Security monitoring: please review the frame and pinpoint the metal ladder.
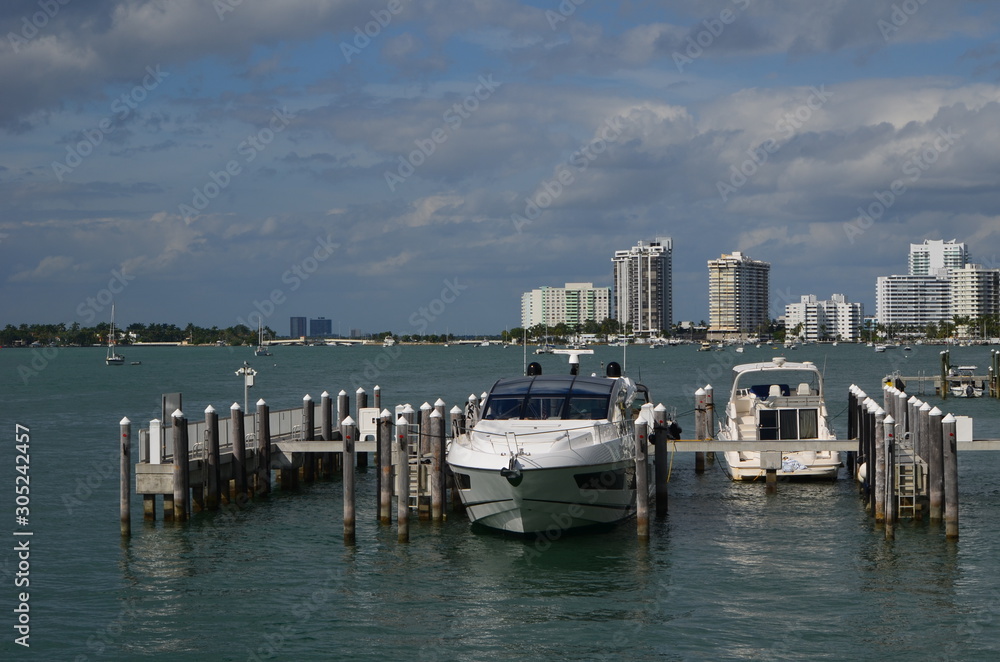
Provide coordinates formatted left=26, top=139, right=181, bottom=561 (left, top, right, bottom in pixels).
left=895, top=433, right=921, bottom=519
left=403, top=424, right=426, bottom=511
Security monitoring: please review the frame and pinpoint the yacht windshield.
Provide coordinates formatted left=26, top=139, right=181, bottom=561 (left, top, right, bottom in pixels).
left=481, top=376, right=614, bottom=421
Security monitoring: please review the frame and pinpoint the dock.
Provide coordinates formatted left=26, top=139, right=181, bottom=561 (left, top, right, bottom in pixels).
left=886, top=348, right=1000, bottom=398
left=117, top=376, right=997, bottom=544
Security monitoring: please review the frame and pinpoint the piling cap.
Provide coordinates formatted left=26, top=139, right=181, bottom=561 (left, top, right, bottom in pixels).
left=356, top=387, right=366, bottom=394
left=421, top=402, right=432, bottom=410
left=942, top=413, right=956, bottom=423
left=303, top=394, right=312, bottom=402
left=257, top=398, right=266, bottom=406
left=920, top=401, right=931, bottom=411
left=231, top=402, right=241, bottom=411
left=339, top=389, right=347, bottom=396
left=430, top=410, right=442, bottom=418
left=435, top=398, right=446, bottom=407
left=450, top=405, right=463, bottom=414
left=654, top=403, right=667, bottom=413
left=695, top=387, right=706, bottom=396
left=468, top=394, right=478, bottom=402
left=380, top=408, right=392, bottom=418
left=704, top=384, right=713, bottom=393
left=929, top=406, right=943, bottom=416
left=884, top=415, right=895, bottom=425
left=172, top=408, right=184, bottom=419
left=205, top=405, right=216, bottom=414
left=396, top=416, right=408, bottom=426
left=374, top=385, right=381, bottom=391
left=341, top=416, right=355, bottom=426
left=120, top=416, right=131, bottom=425
left=321, top=390, right=330, bottom=398
left=402, top=404, right=414, bottom=413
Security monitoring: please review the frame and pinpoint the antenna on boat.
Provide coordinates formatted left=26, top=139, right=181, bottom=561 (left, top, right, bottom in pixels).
left=552, top=349, right=594, bottom=375
left=523, top=328, right=527, bottom=375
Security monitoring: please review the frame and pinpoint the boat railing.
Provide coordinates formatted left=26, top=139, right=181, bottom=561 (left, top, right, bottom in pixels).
left=472, top=421, right=620, bottom=453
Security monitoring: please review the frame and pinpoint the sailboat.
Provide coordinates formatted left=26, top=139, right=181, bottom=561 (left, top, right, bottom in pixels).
left=254, top=322, right=272, bottom=357
left=105, top=304, right=125, bottom=365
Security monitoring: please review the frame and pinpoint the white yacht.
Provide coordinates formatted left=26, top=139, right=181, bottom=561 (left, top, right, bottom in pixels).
left=447, top=351, right=656, bottom=534
left=716, top=357, right=840, bottom=481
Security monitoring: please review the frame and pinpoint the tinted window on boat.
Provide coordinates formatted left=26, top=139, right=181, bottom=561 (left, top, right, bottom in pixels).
left=574, top=468, right=626, bottom=490
left=565, top=396, right=610, bottom=419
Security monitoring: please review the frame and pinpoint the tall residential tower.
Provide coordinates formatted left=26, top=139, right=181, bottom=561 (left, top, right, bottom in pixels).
left=707, top=251, right=770, bottom=339
left=612, top=237, right=673, bottom=336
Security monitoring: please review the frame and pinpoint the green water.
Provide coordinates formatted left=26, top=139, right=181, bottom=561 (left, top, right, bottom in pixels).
left=3, top=342, right=1000, bottom=660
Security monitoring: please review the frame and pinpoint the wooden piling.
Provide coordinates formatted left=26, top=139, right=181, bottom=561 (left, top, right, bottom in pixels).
left=704, top=384, right=715, bottom=464
left=942, top=413, right=959, bottom=539
left=257, top=399, right=271, bottom=495
left=450, top=405, right=465, bottom=512
left=940, top=350, right=949, bottom=399
left=928, top=406, right=944, bottom=521
left=430, top=409, right=444, bottom=522
left=694, top=388, right=706, bottom=473
left=378, top=410, right=393, bottom=524
left=321, top=391, right=333, bottom=479
left=396, top=415, right=410, bottom=543
left=884, top=415, right=896, bottom=540
left=337, top=390, right=349, bottom=473
left=302, top=394, right=315, bottom=483
left=356, top=388, right=368, bottom=469
left=418, top=402, right=433, bottom=520
left=120, top=417, right=131, bottom=537
left=874, top=408, right=886, bottom=523
left=765, top=469, right=777, bottom=494
left=341, top=416, right=357, bottom=544
left=171, top=410, right=189, bottom=522
left=653, top=403, right=669, bottom=515
left=205, top=405, right=221, bottom=510
left=373, top=384, right=381, bottom=410
left=635, top=419, right=649, bottom=540
left=231, top=403, right=247, bottom=502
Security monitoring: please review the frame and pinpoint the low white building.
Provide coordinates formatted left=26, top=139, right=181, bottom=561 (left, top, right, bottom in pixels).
left=521, top=282, right=610, bottom=329
left=785, top=294, right=863, bottom=342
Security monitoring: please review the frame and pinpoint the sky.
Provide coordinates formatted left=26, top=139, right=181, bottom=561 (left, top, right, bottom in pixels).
left=3, top=0, right=1000, bottom=337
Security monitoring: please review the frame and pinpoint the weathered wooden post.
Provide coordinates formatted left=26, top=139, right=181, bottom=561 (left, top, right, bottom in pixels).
left=942, top=413, right=959, bottom=539
left=874, top=408, right=886, bottom=523
left=396, top=415, right=410, bottom=543
left=884, top=415, right=896, bottom=540
left=171, top=409, right=189, bottom=522
left=231, top=402, right=247, bottom=502
left=373, top=385, right=381, bottom=410
left=635, top=419, right=649, bottom=540
left=120, top=417, right=131, bottom=537
left=302, top=394, right=315, bottom=483
left=256, top=399, right=271, bottom=496
left=341, top=416, right=357, bottom=544
left=694, top=388, right=706, bottom=473
left=337, top=389, right=349, bottom=473
left=928, top=406, right=944, bottom=521
left=846, top=387, right=857, bottom=477
left=704, top=384, right=715, bottom=463
left=940, top=350, right=949, bottom=400
left=430, top=409, right=444, bottom=522
left=321, top=391, right=333, bottom=478
left=418, top=402, right=433, bottom=520
left=918, top=401, right=931, bottom=487
left=378, top=410, right=393, bottom=524
left=356, top=387, right=368, bottom=469
left=205, top=405, right=221, bottom=510
left=653, top=403, right=669, bottom=515
left=450, top=405, right=465, bottom=512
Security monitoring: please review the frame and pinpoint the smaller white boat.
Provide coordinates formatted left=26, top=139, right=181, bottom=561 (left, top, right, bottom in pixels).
left=254, top=322, right=272, bottom=357
left=383, top=336, right=396, bottom=348
left=106, top=304, right=125, bottom=365
left=948, top=366, right=983, bottom=398
left=716, top=357, right=840, bottom=481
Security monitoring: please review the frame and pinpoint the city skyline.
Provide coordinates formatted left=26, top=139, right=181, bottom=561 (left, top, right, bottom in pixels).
left=3, top=3, right=1000, bottom=333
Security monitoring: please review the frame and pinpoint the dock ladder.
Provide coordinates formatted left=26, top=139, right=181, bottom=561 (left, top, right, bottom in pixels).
left=894, top=433, right=923, bottom=518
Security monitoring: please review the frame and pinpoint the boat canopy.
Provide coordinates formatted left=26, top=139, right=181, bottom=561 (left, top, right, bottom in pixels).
left=481, top=375, right=616, bottom=421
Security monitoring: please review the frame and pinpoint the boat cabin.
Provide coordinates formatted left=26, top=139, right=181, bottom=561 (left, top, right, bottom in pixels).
left=481, top=375, right=620, bottom=421
left=728, top=360, right=827, bottom=441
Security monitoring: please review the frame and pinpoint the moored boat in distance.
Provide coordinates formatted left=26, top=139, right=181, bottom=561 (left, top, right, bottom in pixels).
left=447, top=350, right=660, bottom=534
left=716, top=356, right=840, bottom=481
left=106, top=304, right=125, bottom=365
left=948, top=365, right=983, bottom=398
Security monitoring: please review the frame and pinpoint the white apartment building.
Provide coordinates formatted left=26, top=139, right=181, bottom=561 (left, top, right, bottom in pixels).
left=876, top=274, right=952, bottom=327
left=612, top=237, right=673, bottom=336
left=950, top=264, right=1000, bottom=320
left=521, top=282, right=610, bottom=329
left=908, top=239, right=968, bottom=276
left=707, top=251, right=770, bottom=339
left=785, top=294, right=864, bottom=342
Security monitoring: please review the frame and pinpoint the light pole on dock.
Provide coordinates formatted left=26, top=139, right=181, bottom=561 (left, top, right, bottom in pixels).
left=236, top=361, right=257, bottom=415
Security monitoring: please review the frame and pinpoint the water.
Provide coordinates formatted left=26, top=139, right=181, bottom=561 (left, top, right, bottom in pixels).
left=4, top=342, right=1000, bottom=660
